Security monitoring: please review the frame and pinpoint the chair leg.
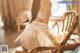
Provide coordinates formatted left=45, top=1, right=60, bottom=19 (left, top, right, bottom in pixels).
left=17, top=23, right=20, bottom=32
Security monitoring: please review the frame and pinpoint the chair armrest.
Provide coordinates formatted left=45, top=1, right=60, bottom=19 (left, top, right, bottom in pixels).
left=63, top=43, right=80, bottom=50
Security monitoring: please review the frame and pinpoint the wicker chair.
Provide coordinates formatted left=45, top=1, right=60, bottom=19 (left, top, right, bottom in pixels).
left=15, top=11, right=79, bottom=53
left=28, top=11, right=79, bottom=53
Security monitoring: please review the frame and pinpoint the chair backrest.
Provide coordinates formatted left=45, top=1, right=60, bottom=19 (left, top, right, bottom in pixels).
left=48, top=11, right=78, bottom=43
left=62, top=11, right=77, bottom=32
left=49, top=11, right=78, bottom=52
left=61, top=11, right=78, bottom=45
left=51, top=11, right=77, bottom=35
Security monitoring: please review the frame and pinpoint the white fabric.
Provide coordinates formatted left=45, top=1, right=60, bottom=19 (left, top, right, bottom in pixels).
left=15, top=21, right=55, bottom=53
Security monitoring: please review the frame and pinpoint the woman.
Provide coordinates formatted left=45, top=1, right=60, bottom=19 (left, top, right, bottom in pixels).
left=15, top=0, right=57, bottom=53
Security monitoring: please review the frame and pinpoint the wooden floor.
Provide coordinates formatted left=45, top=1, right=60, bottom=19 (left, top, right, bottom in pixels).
left=0, top=28, right=21, bottom=48
left=0, top=26, right=80, bottom=53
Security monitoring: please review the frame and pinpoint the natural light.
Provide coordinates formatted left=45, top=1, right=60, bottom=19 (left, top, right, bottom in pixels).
left=50, top=0, right=66, bottom=17
left=49, top=0, right=67, bottom=38
left=0, top=13, right=4, bottom=28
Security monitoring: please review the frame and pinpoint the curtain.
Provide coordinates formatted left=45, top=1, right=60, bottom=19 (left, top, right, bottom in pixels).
left=0, top=0, right=32, bottom=30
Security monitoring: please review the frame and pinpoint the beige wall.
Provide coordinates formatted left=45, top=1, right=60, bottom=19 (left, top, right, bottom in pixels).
left=72, top=0, right=80, bottom=32
left=72, top=0, right=80, bottom=13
